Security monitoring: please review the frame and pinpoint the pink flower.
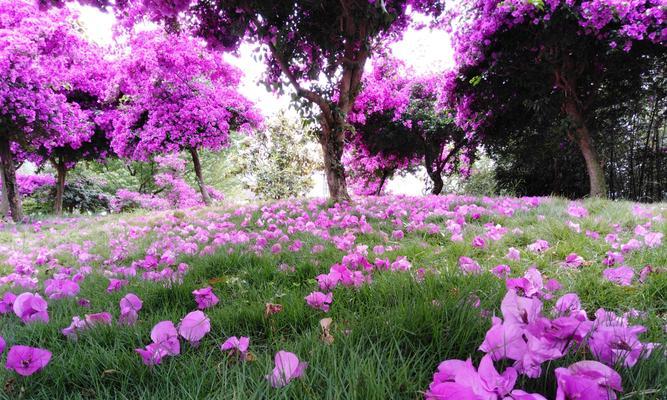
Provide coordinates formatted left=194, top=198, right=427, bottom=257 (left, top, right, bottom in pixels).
left=44, top=278, right=80, bottom=299
left=220, top=336, right=249, bottom=357
left=561, top=253, right=584, bottom=268
left=305, top=291, right=333, bottom=312
left=316, top=272, right=340, bottom=291
left=178, top=310, right=210, bottom=344
left=491, top=264, right=510, bottom=278
left=589, top=309, right=653, bottom=368
left=192, top=287, right=219, bottom=310
left=5, top=345, right=52, bottom=376
left=0, top=292, right=16, bottom=314
left=602, top=251, right=624, bottom=266
left=0, top=336, right=5, bottom=355
left=62, top=316, right=88, bottom=339
left=458, top=256, right=481, bottom=275
left=527, top=240, right=549, bottom=253
left=643, top=232, right=663, bottom=248
left=85, top=312, right=112, bottom=326
left=567, top=203, right=588, bottom=218
left=506, top=247, right=521, bottom=261
left=271, top=243, right=282, bottom=254
left=555, top=361, right=622, bottom=400
left=13, top=292, right=49, bottom=323
left=136, top=320, right=181, bottom=366
left=107, top=278, right=128, bottom=293
left=390, top=256, right=412, bottom=271
left=266, top=350, right=308, bottom=388
left=425, top=354, right=518, bottom=399
left=392, top=230, right=404, bottom=240
left=603, top=266, right=634, bottom=286
left=119, top=293, right=143, bottom=325
left=472, top=235, right=486, bottom=248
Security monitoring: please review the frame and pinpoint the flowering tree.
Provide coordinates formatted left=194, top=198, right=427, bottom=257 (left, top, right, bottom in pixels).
left=445, top=0, right=665, bottom=198
left=73, top=0, right=446, bottom=202
left=0, top=0, right=93, bottom=221
left=346, top=58, right=470, bottom=195
left=111, top=31, right=261, bottom=205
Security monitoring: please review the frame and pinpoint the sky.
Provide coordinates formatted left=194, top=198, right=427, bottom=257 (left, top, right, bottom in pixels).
left=74, top=6, right=455, bottom=118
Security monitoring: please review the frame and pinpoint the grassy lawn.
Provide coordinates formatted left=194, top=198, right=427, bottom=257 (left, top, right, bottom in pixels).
left=0, top=195, right=665, bottom=399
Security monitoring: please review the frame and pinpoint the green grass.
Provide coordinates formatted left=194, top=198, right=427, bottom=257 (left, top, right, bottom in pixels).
left=0, top=196, right=665, bottom=399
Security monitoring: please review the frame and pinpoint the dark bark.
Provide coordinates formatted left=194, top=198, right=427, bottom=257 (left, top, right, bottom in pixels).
left=0, top=170, right=9, bottom=219
left=563, top=99, right=607, bottom=197
left=189, top=147, right=211, bottom=206
left=0, top=136, right=23, bottom=222
left=53, top=158, right=67, bottom=216
left=375, top=169, right=391, bottom=196
left=319, top=122, right=350, bottom=202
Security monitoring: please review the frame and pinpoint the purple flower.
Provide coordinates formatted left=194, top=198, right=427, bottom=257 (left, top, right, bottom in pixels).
left=458, top=256, right=481, bottom=275
left=0, top=292, right=16, bottom=314
left=589, top=309, right=653, bottom=368
left=13, top=292, right=49, bottom=323
left=221, top=336, right=250, bottom=358
left=44, top=278, right=80, bottom=299
left=491, top=264, right=510, bottom=278
left=85, top=312, right=113, bottom=326
left=119, top=293, right=143, bottom=325
left=561, top=253, right=584, bottom=268
left=0, top=336, right=5, bottom=355
left=506, top=247, right=521, bottom=261
left=192, top=287, right=219, bottom=310
left=178, top=310, right=210, bottom=344
left=527, top=240, right=549, bottom=253
left=5, top=345, right=52, bottom=376
left=107, top=278, right=128, bottom=293
left=555, top=361, right=622, bottom=400
left=472, top=235, right=486, bottom=248
left=603, top=266, right=634, bottom=286
left=305, top=291, right=333, bottom=312
left=136, top=320, right=181, bottom=366
left=266, top=350, right=308, bottom=388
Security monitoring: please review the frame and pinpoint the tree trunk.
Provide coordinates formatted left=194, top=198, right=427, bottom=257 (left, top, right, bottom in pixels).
left=0, top=169, right=9, bottom=219
left=0, top=136, right=23, bottom=222
left=563, top=99, right=607, bottom=198
left=53, top=159, right=67, bottom=216
left=319, top=122, right=350, bottom=202
left=375, top=169, right=390, bottom=196
left=189, top=147, right=211, bottom=206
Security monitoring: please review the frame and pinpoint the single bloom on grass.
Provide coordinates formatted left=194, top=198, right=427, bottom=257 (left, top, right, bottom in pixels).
left=305, top=291, right=333, bottom=312
left=13, top=292, right=49, bottom=323
left=178, top=310, right=211, bottom=344
left=603, top=266, right=634, bottom=286
left=266, top=350, right=308, bottom=388
left=458, top=256, right=481, bottom=275
left=119, top=293, right=143, bottom=325
left=5, top=345, right=52, bottom=376
left=0, top=336, right=5, bottom=354
left=0, top=292, right=16, bottom=314
left=192, top=287, right=219, bottom=310
left=220, top=336, right=250, bottom=359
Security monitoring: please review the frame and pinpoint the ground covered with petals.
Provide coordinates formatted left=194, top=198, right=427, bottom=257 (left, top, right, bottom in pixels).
left=0, top=195, right=665, bottom=399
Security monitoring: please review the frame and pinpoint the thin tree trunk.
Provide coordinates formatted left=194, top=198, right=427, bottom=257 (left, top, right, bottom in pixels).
left=189, top=147, right=211, bottom=206
left=0, top=169, right=9, bottom=219
left=0, top=136, right=23, bottom=222
left=53, top=159, right=67, bottom=216
left=375, top=169, right=390, bottom=196
left=563, top=99, right=607, bottom=198
left=319, top=122, right=350, bottom=202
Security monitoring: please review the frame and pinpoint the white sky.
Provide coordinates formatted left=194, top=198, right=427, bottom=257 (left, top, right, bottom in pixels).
left=74, top=5, right=454, bottom=118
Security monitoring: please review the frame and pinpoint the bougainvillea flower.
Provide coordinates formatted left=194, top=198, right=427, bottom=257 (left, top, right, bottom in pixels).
left=151, top=321, right=180, bottom=356
left=472, top=235, right=486, bottom=248
left=500, top=290, right=542, bottom=326
left=561, top=253, right=584, bottom=269
left=506, top=247, right=521, bottom=261
left=13, top=292, right=49, bottom=323
left=0, top=336, right=5, bottom=355
left=567, top=203, right=589, bottom=218
left=266, top=350, right=308, bottom=388
left=85, top=312, right=112, bottom=326
left=305, top=291, right=333, bottom=312
left=491, top=264, right=510, bottom=278
left=119, top=293, right=143, bottom=325
left=555, top=361, right=622, bottom=400
left=509, top=390, right=548, bottom=400
left=458, top=256, right=481, bottom=275
left=603, top=266, right=634, bottom=286
left=0, top=292, right=16, bottom=314
left=221, top=336, right=250, bottom=358
left=5, top=345, right=52, bottom=376
left=554, top=293, right=583, bottom=317
left=107, top=278, right=129, bottom=293
left=589, top=311, right=652, bottom=368
left=44, top=278, right=80, bottom=299
left=506, top=267, right=544, bottom=298
left=425, top=355, right=517, bottom=399
left=643, top=232, right=663, bottom=248
left=192, top=287, right=219, bottom=310
left=136, top=342, right=169, bottom=366
left=527, top=240, right=549, bottom=253
left=62, top=316, right=88, bottom=339
left=178, top=311, right=210, bottom=344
